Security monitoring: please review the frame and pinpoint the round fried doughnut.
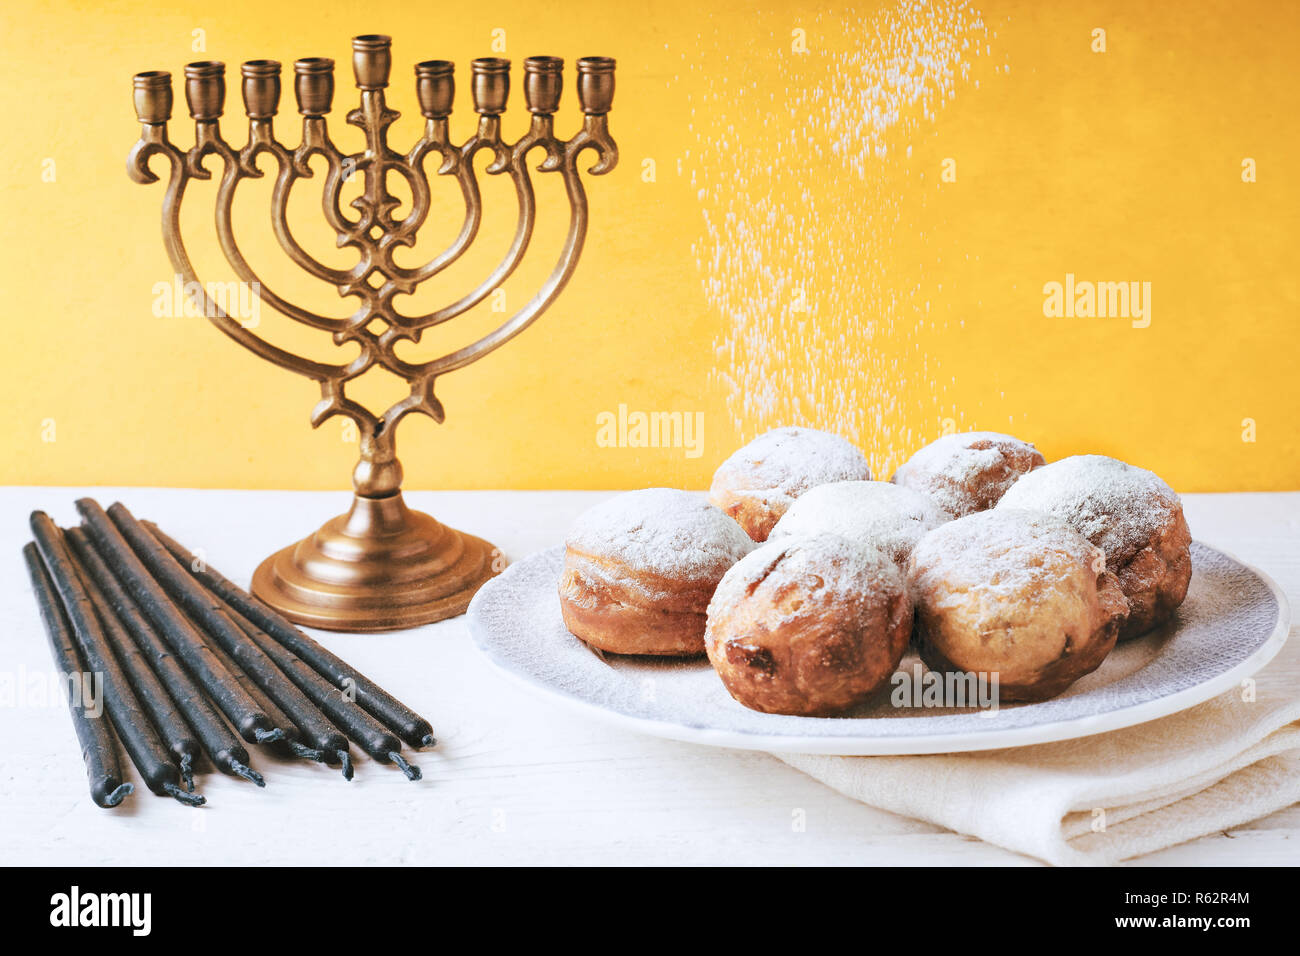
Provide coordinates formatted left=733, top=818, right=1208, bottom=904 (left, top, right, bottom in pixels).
left=559, top=488, right=754, bottom=656
left=769, top=479, right=947, bottom=569
left=892, top=431, right=1045, bottom=519
left=705, top=534, right=912, bottom=716
left=908, top=509, right=1129, bottom=703
left=708, top=427, right=873, bottom=542
left=997, top=454, right=1192, bottom=640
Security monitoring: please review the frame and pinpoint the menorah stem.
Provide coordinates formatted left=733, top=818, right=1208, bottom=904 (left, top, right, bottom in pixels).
left=354, top=429, right=403, bottom=497
left=423, top=116, right=450, bottom=148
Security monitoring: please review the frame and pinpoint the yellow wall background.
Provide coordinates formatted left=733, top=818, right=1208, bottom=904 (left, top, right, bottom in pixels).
left=1, top=0, right=1296, bottom=492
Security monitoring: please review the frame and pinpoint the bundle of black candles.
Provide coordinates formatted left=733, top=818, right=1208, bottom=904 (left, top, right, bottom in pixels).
left=23, top=498, right=436, bottom=808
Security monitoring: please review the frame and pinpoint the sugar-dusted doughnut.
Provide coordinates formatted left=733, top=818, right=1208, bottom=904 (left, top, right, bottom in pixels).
left=892, top=431, right=1045, bottom=520
left=708, top=427, right=873, bottom=542
left=908, top=509, right=1129, bottom=703
left=997, top=455, right=1192, bottom=640
left=768, top=479, right=947, bottom=569
left=705, top=534, right=912, bottom=716
left=558, top=488, right=754, bottom=656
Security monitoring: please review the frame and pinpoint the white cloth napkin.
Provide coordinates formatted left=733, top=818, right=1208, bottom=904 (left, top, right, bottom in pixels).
left=779, top=629, right=1300, bottom=866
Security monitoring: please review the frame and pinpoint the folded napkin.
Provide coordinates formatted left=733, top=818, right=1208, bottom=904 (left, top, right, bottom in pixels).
left=779, top=628, right=1300, bottom=866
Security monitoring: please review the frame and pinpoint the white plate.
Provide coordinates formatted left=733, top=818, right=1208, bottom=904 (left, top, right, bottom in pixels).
left=466, top=542, right=1290, bottom=755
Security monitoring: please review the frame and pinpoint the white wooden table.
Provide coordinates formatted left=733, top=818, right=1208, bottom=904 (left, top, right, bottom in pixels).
left=2, top=487, right=1297, bottom=866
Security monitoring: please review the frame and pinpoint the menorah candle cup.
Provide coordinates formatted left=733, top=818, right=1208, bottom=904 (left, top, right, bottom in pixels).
left=524, top=56, right=563, bottom=114
left=184, top=61, right=225, bottom=121
left=241, top=60, right=281, bottom=119
left=415, top=60, right=454, bottom=118
left=471, top=57, right=510, bottom=115
left=127, top=34, right=618, bottom=631
left=294, top=58, right=335, bottom=117
left=133, top=71, right=173, bottom=125
left=577, top=56, right=616, bottom=114
left=352, top=34, right=392, bottom=90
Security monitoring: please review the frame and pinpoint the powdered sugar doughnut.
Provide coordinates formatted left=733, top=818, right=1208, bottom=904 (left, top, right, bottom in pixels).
left=705, top=534, right=912, bottom=716
left=709, top=427, right=873, bottom=542
left=892, top=431, right=1045, bottom=519
left=769, top=480, right=947, bottom=569
left=997, top=455, right=1192, bottom=640
left=559, top=488, right=755, bottom=656
left=908, top=509, right=1129, bottom=703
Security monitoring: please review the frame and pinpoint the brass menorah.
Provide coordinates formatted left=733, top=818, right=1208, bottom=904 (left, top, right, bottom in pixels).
left=128, top=34, right=617, bottom=631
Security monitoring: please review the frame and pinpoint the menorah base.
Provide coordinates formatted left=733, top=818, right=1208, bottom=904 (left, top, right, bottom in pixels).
left=250, top=491, right=500, bottom=632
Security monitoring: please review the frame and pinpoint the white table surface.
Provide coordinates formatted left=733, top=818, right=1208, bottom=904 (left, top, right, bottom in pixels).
left=2, top=486, right=1298, bottom=866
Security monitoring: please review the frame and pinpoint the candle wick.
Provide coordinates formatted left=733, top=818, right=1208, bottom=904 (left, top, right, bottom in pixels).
left=389, top=752, right=421, bottom=782
left=336, top=749, right=355, bottom=781
left=288, top=740, right=326, bottom=762
left=163, top=782, right=206, bottom=807
left=230, top=759, right=266, bottom=788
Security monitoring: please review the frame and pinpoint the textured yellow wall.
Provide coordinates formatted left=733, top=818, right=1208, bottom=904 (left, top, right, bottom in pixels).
left=2, top=0, right=1296, bottom=491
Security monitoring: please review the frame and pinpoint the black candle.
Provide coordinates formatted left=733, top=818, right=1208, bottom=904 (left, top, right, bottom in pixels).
left=190, top=605, right=327, bottom=766
left=228, top=607, right=421, bottom=780
left=66, top=544, right=203, bottom=791
left=75, top=498, right=285, bottom=747
left=104, top=502, right=354, bottom=777
left=66, top=527, right=266, bottom=787
left=30, top=513, right=204, bottom=807
left=145, top=520, right=438, bottom=749
left=23, top=543, right=134, bottom=809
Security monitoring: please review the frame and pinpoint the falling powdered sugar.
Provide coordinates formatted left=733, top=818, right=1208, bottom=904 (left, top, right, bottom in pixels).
left=682, top=1, right=1003, bottom=478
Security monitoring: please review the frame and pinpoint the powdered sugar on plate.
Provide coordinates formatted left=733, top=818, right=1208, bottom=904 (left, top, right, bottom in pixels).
left=997, top=455, right=1185, bottom=566
left=564, top=488, right=754, bottom=582
left=465, top=542, right=1288, bottom=753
